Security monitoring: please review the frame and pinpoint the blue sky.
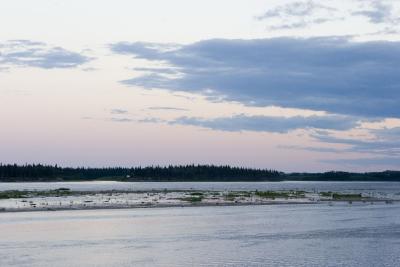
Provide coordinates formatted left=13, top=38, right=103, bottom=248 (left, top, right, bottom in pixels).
left=1, top=0, right=400, bottom=171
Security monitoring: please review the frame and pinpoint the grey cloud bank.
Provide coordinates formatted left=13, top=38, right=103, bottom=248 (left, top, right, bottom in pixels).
left=312, top=127, right=400, bottom=157
left=170, top=114, right=358, bottom=133
left=0, top=40, right=91, bottom=69
left=111, top=37, right=400, bottom=118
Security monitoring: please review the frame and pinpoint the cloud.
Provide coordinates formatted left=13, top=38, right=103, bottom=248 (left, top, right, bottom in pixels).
left=170, top=114, right=359, bottom=133
left=110, top=108, right=128, bottom=114
left=268, top=18, right=341, bottom=30
left=256, top=0, right=399, bottom=31
left=110, top=41, right=178, bottom=59
left=279, top=145, right=344, bottom=153
left=281, top=126, right=400, bottom=165
left=147, top=106, right=189, bottom=111
left=352, top=1, right=394, bottom=24
left=111, top=37, right=400, bottom=118
left=134, top=67, right=179, bottom=75
left=110, top=117, right=132, bottom=122
left=138, top=117, right=165, bottom=123
left=81, top=67, right=98, bottom=72
left=321, top=157, right=400, bottom=167
left=255, top=1, right=340, bottom=29
left=257, top=1, right=335, bottom=19
left=311, top=127, right=400, bottom=156
left=371, top=126, right=400, bottom=139
left=0, top=40, right=91, bottom=69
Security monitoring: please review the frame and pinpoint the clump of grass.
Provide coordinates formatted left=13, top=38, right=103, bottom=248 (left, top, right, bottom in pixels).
left=0, top=189, right=74, bottom=199
left=224, top=192, right=242, bottom=201
left=36, top=189, right=73, bottom=197
left=180, top=196, right=203, bottom=203
left=290, top=190, right=306, bottom=197
left=237, top=191, right=252, bottom=197
left=0, top=190, right=27, bottom=199
left=320, top=192, right=363, bottom=200
left=57, top=188, right=71, bottom=191
left=320, top=191, right=333, bottom=197
left=223, top=191, right=252, bottom=201
left=332, top=193, right=363, bottom=200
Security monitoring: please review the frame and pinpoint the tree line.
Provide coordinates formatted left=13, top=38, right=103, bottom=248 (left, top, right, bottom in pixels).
left=286, top=171, right=400, bottom=181
left=0, top=164, right=399, bottom=182
left=0, top=164, right=281, bottom=181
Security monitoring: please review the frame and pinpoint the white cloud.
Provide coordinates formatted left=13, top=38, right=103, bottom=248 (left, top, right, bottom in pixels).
left=0, top=40, right=91, bottom=69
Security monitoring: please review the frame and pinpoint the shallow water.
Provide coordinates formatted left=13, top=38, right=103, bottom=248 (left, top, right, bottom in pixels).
left=2, top=181, right=400, bottom=200
left=2, top=181, right=400, bottom=194
left=1, top=203, right=400, bottom=266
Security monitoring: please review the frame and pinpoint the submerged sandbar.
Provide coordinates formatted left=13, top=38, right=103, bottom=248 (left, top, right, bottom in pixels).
left=0, top=189, right=396, bottom=213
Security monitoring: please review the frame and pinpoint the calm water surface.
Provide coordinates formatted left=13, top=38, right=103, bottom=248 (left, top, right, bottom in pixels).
left=2, top=181, right=400, bottom=194
left=1, top=203, right=400, bottom=266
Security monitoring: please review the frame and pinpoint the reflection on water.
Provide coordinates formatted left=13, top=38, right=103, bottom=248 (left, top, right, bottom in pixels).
left=2, top=181, right=400, bottom=194
left=2, top=181, right=400, bottom=201
left=1, top=203, right=400, bottom=266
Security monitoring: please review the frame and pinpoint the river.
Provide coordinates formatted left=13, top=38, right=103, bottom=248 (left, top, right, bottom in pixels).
left=1, top=203, right=399, bottom=266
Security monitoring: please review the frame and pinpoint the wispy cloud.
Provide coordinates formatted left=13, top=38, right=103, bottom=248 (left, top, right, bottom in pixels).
left=138, top=117, right=165, bottom=123
left=111, top=37, right=400, bottom=118
left=110, top=117, right=132, bottom=122
left=321, top=156, right=400, bottom=167
left=169, top=114, right=359, bottom=133
left=256, top=1, right=340, bottom=29
left=267, top=18, right=341, bottom=30
left=256, top=0, right=400, bottom=32
left=279, top=145, right=344, bottom=153
left=257, top=1, right=335, bottom=19
left=352, top=1, right=396, bottom=24
left=110, top=108, right=128, bottom=114
left=147, top=106, right=189, bottom=111
left=0, top=40, right=91, bottom=69
left=311, top=127, right=400, bottom=157
left=81, top=67, right=98, bottom=72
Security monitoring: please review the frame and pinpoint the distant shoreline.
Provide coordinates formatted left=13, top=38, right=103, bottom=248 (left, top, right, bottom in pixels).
left=1, top=164, right=400, bottom=182
left=2, top=179, right=400, bottom=182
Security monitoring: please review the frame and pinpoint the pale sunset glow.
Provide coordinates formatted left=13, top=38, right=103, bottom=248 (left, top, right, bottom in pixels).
left=1, top=0, right=400, bottom=171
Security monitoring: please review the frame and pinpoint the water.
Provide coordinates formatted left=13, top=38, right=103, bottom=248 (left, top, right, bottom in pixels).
left=2, top=181, right=400, bottom=200
left=1, top=203, right=400, bottom=266
left=2, top=181, right=400, bottom=193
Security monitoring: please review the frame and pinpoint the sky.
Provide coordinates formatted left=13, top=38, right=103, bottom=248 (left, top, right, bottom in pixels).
left=1, top=0, right=400, bottom=172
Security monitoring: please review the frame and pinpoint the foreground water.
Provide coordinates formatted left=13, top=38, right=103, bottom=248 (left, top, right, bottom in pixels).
left=1, top=203, right=400, bottom=267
